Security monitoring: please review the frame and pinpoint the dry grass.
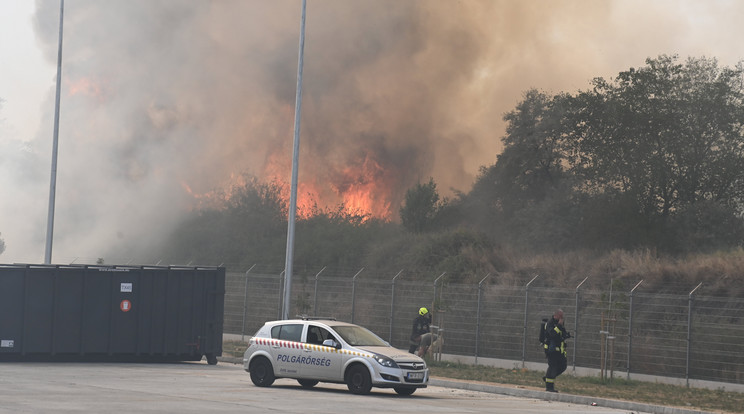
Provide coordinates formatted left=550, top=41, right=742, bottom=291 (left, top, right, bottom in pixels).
left=428, top=361, right=743, bottom=414
left=491, top=247, right=744, bottom=296
left=223, top=340, right=249, bottom=358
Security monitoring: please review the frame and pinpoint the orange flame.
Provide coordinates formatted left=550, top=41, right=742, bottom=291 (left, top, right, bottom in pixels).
left=332, top=153, right=392, bottom=220
left=260, top=148, right=395, bottom=220
left=261, top=151, right=321, bottom=219
left=184, top=149, right=395, bottom=221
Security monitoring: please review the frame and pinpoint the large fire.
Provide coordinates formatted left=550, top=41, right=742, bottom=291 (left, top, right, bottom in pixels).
left=265, top=148, right=395, bottom=221
left=183, top=150, right=395, bottom=221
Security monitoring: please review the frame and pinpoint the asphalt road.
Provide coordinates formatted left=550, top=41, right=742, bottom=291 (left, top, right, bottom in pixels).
left=0, top=360, right=660, bottom=414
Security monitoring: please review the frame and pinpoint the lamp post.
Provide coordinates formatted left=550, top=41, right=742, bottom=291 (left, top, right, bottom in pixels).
left=282, top=0, right=307, bottom=319
left=45, top=0, right=64, bottom=264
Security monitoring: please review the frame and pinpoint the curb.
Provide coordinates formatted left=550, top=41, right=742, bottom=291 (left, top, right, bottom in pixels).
left=219, top=356, right=710, bottom=414
left=429, top=378, right=712, bottom=414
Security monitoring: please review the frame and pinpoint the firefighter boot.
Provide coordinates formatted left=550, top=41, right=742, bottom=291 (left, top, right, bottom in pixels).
left=545, top=378, right=557, bottom=392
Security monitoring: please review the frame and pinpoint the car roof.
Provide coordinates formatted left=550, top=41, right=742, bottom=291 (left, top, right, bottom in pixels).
left=263, top=319, right=356, bottom=328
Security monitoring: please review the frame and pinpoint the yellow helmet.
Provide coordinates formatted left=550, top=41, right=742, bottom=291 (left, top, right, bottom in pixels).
left=419, top=307, right=429, bottom=316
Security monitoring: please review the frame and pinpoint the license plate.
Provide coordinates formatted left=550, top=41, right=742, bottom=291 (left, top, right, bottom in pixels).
left=407, top=372, right=424, bottom=380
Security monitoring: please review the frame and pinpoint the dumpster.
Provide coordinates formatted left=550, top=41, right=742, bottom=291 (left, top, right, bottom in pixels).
left=0, top=264, right=225, bottom=364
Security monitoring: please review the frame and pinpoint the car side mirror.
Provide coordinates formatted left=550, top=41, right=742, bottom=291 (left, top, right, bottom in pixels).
left=322, top=339, right=341, bottom=349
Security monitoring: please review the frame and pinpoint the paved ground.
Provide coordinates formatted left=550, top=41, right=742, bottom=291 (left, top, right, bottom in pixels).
left=0, top=359, right=675, bottom=414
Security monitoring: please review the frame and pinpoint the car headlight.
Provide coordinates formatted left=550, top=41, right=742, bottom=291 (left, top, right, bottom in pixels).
left=373, top=354, right=399, bottom=368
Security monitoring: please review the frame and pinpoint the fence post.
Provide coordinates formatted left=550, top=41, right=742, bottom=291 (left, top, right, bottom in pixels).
left=312, top=266, right=326, bottom=316
left=433, top=272, right=446, bottom=309
left=432, top=272, right=446, bottom=353
left=573, top=277, right=588, bottom=371
left=627, top=279, right=643, bottom=379
left=390, top=270, right=403, bottom=342
left=522, top=274, right=539, bottom=368
left=278, top=270, right=286, bottom=320
left=475, top=273, right=491, bottom=365
left=350, top=268, right=364, bottom=324
left=686, top=282, right=703, bottom=387
left=241, top=264, right=257, bottom=341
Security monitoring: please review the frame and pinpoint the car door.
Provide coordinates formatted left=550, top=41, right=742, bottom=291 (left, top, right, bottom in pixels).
left=270, top=323, right=305, bottom=377
left=300, top=324, right=342, bottom=381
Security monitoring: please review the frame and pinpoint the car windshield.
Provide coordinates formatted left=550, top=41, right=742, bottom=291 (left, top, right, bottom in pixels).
left=332, top=325, right=388, bottom=347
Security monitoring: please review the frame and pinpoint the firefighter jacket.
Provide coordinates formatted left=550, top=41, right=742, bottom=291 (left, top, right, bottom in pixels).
left=410, top=314, right=431, bottom=341
left=544, top=317, right=569, bottom=356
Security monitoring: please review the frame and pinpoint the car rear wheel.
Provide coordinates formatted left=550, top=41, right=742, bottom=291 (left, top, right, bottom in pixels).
left=394, top=386, right=416, bottom=396
left=249, top=357, right=275, bottom=387
left=345, top=364, right=372, bottom=395
left=297, top=379, right=319, bottom=388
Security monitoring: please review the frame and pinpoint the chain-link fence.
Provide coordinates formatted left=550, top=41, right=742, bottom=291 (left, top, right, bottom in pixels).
left=224, top=267, right=744, bottom=386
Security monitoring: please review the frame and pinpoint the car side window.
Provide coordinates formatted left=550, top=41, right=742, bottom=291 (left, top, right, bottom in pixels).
left=305, top=326, right=337, bottom=345
left=270, top=323, right=303, bottom=342
left=305, top=326, right=322, bottom=344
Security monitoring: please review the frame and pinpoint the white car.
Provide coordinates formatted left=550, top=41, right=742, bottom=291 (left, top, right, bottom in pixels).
left=243, top=318, right=429, bottom=395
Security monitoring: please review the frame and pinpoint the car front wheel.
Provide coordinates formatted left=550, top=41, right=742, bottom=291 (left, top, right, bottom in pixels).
left=345, top=364, right=372, bottom=395
left=249, top=357, right=275, bottom=387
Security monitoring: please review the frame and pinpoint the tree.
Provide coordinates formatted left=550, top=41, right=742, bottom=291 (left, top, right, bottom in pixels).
left=400, top=178, right=442, bottom=233
left=563, top=56, right=744, bottom=251
left=464, top=89, right=579, bottom=249
left=158, top=176, right=289, bottom=266
left=463, top=56, right=744, bottom=252
left=497, top=89, right=571, bottom=205
left=569, top=55, right=744, bottom=218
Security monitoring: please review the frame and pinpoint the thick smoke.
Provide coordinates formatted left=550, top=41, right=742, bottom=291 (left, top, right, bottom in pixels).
left=1, top=0, right=742, bottom=263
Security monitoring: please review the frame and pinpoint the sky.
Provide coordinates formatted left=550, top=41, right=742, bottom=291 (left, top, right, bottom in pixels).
left=1, top=0, right=744, bottom=265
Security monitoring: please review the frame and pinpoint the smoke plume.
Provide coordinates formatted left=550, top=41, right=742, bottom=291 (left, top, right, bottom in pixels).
left=1, top=0, right=742, bottom=263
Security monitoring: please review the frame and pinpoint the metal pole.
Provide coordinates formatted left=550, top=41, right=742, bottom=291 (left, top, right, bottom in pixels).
left=686, top=282, right=703, bottom=387
left=313, top=266, right=325, bottom=316
left=282, top=0, right=307, bottom=320
left=350, top=268, right=364, bottom=323
left=627, top=279, right=643, bottom=379
left=241, top=264, right=257, bottom=341
left=389, top=270, right=403, bottom=342
left=522, top=274, right=539, bottom=368
left=573, top=277, right=588, bottom=371
left=433, top=272, right=446, bottom=310
left=45, top=0, right=65, bottom=264
left=475, top=273, right=491, bottom=365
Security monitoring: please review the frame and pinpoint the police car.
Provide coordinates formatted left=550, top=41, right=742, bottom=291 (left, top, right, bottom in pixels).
left=243, top=318, right=429, bottom=395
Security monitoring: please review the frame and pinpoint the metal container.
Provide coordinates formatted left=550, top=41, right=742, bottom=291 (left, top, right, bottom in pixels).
left=0, top=264, right=225, bottom=364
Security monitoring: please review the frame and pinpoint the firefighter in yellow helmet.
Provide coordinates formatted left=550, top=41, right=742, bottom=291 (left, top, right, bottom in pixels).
left=409, top=307, right=433, bottom=356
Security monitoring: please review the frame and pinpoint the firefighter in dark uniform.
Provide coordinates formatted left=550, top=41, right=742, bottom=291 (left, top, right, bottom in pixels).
left=408, top=307, right=432, bottom=354
left=543, top=308, right=570, bottom=392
